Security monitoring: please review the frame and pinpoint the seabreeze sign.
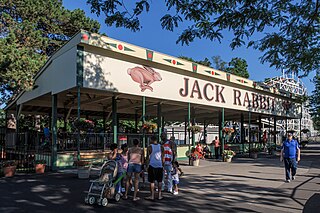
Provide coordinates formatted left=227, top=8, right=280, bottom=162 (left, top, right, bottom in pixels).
left=83, top=53, right=299, bottom=117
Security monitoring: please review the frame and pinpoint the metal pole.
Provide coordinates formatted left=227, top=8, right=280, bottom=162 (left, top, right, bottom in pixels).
left=248, top=111, right=251, bottom=156
left=157, top=103, right=162, bottom=143
left=142, top=96, right=146, bottom=153
left=112, top=96, right=118, bottom=146
left=188, top=103, right=191, bottom=155
left=221, top=108, right=225, bottom=155
left=274, top=116, right=277, bottom=146
left=299, top=105, right=302, bottom=143
left=241, top=113, right=244, bottom=153
left=77, top=85, right=81, bottom=161
left=51, top=94, right=58, bottom=171
left=191, top=107, right=195, bottom=146
left=258, top=115, right=262, bottom=143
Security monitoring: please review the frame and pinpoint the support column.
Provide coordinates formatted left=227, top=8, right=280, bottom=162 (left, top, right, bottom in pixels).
left=274, top=116, right=277, bottom=145
left=248, top=111, right=251, bottom=156
left=134, top=109, right=138, bottom=133
left=157, top=103, right=162, bottom=142
left=51, top=94, right=58, bottom=171
left=299, top=105, right=302, bottom=143
left=15, top=105, right=20, bottom=147
left=77, top=85, right=81, bottom=161
left=187, top=103, right=191, bottom=155
left=240, top=113, right=244, bottom=153
left=112, top=96, right=118, bottom=146
left=184, top=116, right=187, bottom=145
left=258, top=115, right=262, bottom=143
left=221, top=108, right=225, bottom=155
left=142, top=96, right=146, bottom=153
left=203, top=120, right=206, bottom=144
left=191, top=107, right=195, bottom=146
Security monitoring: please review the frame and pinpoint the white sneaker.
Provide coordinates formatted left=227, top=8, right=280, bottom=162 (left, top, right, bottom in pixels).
left=167, top=189, right=172, bottom=193
left=173, top=191, right=178, bottom=195
left=286, top=179, right=291, bottom=183
left=292, top=176, right=295, bottom=180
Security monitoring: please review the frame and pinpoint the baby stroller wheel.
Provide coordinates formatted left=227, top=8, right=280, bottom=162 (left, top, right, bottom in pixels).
left=114, top=193, right=121, bottom=202
left=88, top=196, right=96, bottom=205
left=101, top=198, right=108, bottom=207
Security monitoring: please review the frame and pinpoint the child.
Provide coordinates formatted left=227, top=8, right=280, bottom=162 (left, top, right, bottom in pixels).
left=172, top=161, right=183, bottom=195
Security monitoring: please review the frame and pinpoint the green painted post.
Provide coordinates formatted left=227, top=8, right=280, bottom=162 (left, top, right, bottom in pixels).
left=188, top=103, right=191, bottom=153
left=248, top=111, right=251, bottom=156
left=112, top=96, right=118, bottom=146
left=299, top=105, right=302, bottom=143
left=191, top=107, right=195, bottom=146
left=142, top=96, right=146, bottom=153
left=241, top=113, right=244, bottom=153
left=221, top=108, right=225, bottom=155
left=157, top=103, right=162, bottom=143
left=77, top=86, right=81, bottom=161
left=274, top=116, right=277, bottom=146
left=51, top=94, right=58, bottom=171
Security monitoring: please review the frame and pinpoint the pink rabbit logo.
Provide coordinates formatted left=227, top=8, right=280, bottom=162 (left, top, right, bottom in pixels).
left=127, top=66, right=162, bottom=92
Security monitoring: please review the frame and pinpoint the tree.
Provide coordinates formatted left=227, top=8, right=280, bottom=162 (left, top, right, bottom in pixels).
left=309, top=73, right=320, bottom=130
left=180, top=55, right=250, bottom=78
left=0, top=0, right=100, bottom=105
left=87, top=0, right=320, bottom=77
left=226, top=57, right=250, bottom=78
left=212, top=56, right=227, bottom=71
left=178, top=56, right=212, bottom=67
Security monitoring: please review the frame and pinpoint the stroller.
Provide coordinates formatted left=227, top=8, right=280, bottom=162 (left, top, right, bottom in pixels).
left=85, top=160, right=124, bottom=207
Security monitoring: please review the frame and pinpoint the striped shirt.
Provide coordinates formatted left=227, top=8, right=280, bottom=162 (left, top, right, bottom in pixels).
left=163, top=141, right=173, bottom=165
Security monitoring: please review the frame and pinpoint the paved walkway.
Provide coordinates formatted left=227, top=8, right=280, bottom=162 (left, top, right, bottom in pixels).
left=1, top=143, right=320, bottom=213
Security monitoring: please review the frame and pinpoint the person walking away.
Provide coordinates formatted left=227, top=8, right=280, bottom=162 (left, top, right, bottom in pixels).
left=170, top=136, right=178, bottom=161
left=171, top=161, right=183, bottom=195
left=109, top=143, right=126, bottom=196
left=161, top=133, right=174, bottom=192
left=124, top=139, right=144, bottom=201
left=146, top=136, right=164, bottom=200
left=213, top=136, right=220, bottom=159
left=280, top=133, right=300, bottom=182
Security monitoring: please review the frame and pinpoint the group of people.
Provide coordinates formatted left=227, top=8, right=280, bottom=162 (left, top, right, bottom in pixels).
left=191, top=136, right=221, bottom=160
left=108, top=133, right=183, bottom=201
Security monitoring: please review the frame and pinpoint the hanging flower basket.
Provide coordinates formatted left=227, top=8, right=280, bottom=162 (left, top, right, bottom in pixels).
left=222, top=127, right=235, bottom=135
left=187, top=125, right=202, bottom=134
left=142, top=121, right=157, bottom=133
left=72, top=118, right=95, bottom=132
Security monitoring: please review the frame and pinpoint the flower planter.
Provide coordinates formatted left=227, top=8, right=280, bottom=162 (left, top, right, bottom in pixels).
left=224, top=157, right=232, bottom=162
left=35, top=164, right=46, bottom=174
left=4, top=166, right=17, bottom=177
left=191, top=159, right=200, bottom=166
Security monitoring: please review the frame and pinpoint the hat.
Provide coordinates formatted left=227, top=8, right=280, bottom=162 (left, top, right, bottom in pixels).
left=288, top=133, right=293, bottom=136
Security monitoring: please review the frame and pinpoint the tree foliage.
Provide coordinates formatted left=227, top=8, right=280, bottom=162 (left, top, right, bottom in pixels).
left=226, top=57, right=249, bottom=78
left=0, top=0, right=100, bottom=105
left=309, top=73, right=320, bottom=130
left=178, top=56, right=212, bottom=67
left=180, top=55, right=250, bottom=78
left=87, top=0, right=320, bottom=77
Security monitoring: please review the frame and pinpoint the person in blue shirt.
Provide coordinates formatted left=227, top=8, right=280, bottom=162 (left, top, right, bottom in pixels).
left=280, top=133, right=301, bottom=182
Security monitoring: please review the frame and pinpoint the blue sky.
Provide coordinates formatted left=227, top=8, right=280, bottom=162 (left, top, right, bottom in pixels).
left=63, top=0, right=315, bottom=94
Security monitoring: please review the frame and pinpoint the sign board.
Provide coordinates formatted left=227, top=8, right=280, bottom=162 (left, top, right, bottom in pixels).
left=83, top=52, right=300, bottom=118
